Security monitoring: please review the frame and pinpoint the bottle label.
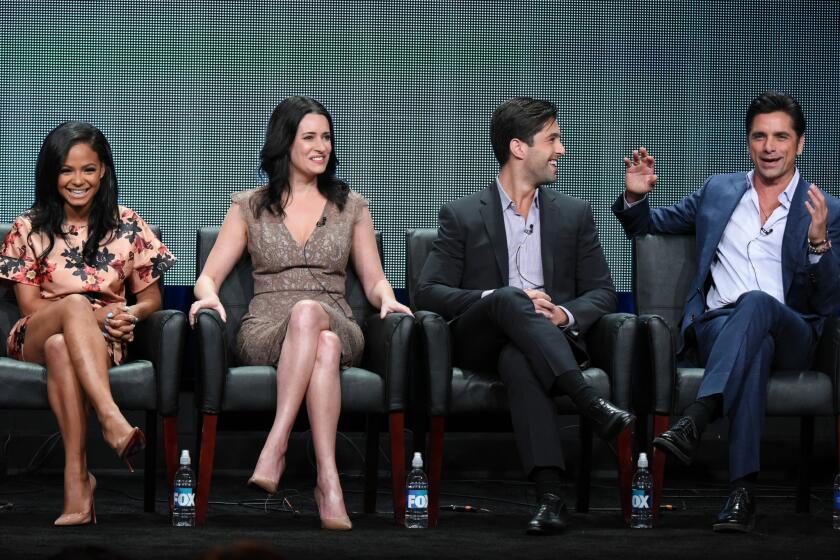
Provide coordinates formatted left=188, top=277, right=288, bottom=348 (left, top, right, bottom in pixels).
left=631, top=489, right=650, bottom=510
left=835, top=489, right=840, bottom=510
left=407, top=489, right=428, bottom=510
left=174, top=487, right=195, bottom=507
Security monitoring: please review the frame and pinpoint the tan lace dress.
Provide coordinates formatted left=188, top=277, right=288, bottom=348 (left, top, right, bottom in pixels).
left=232, top=187, right=366, bottom=368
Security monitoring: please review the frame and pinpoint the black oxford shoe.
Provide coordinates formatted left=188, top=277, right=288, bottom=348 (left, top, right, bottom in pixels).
left=713, top=487, right=756, bottom=533
left=526, top=493, right=568, bottom=535
left=652, top=416, right=700, bottom=466
left=586, top=397, right=635, bottom=440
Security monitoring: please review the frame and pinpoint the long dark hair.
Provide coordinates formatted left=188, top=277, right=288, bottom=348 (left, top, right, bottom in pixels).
left=251, top=96, right=349, bottom=219
left=29, top=121, right=120, bottom=265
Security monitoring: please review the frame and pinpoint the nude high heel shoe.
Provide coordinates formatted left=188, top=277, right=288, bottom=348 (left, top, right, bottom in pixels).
left=314, top=486, right=352, bottom=531
left=55, top=473, right=97, bottom=526
left=247, top=456, right=285, bottom=496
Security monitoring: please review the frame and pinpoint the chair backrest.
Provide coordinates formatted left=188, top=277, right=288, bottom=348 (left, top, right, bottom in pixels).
left=196, top=227, right=380, bottom=365
left=0, top=223, right=164, bottom=356
left=405, top=228, right=438, bottom=310
left=632, top=234, right=696, bottom=330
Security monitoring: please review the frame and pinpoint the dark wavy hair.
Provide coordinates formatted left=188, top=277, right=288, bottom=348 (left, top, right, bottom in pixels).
left=29, top=121, right=120, bottom=265
left=251, top=96, right=349, bottom=219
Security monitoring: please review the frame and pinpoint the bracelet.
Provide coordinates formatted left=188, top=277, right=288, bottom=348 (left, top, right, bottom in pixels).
left=808, top=239, right=832, bottom=255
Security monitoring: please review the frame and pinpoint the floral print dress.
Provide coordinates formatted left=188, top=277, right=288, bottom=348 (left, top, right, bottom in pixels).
left=0, top=207, right=175, bottom=365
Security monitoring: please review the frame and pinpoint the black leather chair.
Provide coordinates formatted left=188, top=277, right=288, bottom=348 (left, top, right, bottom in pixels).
left=405, top=228, right=640, bottom=526
left=634, top=233, right=840, bottom=515
left=193, top=227, right=414, bottom=525
left=0, top=223, right=186, bottom=513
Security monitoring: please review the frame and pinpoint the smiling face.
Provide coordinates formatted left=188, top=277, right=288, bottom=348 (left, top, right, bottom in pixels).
left=289, top=112, right=332, bottom=180
left=747, top=111, right=804, bottom=188
left=57, top=142, right=106, bottom=219
left=521, top=118, right=566, bottom=185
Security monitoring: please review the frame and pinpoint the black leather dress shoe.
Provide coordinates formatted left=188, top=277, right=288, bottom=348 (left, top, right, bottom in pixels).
left=652, top=416, right=700, bottom=466
left=585, top=397, right=635, bottom=440
left=526, top=493, right=568, bottom=535
left=713, top=487, right=756, bottom=533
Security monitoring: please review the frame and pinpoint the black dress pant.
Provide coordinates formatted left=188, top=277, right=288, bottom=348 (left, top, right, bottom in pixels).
left=451, top=287, right=582, bottom=472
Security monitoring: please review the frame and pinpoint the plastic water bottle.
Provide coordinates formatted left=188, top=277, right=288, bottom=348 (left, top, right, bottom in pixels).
left=833, top=472, right=840, bottom=530
left=172, top=449, right=196, bottom=527
left=405, top=452, right=428, bottom=528
left=631, top=452, right=653, bottom=529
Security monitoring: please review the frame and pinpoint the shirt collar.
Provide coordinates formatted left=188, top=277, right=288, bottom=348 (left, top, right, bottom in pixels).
left=496, top=177, right=540, bottom=211
left=746, top=168, right=800, bottom=209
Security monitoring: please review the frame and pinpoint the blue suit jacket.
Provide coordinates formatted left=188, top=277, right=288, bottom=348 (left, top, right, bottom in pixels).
left=612, top=172, right=840, bottom=352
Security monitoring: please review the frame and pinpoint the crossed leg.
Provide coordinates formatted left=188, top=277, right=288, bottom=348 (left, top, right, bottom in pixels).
left=251, top=300, right=347, bottom=518
left=23, top=295, right=135, bottom=516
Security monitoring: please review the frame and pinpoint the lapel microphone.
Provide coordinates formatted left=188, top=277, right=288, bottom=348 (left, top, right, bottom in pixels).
left=760, top=226, right=773, bottom=236
left=525, top=224, right=534, bottom=235
left=316, top=217, right=327, bottom=227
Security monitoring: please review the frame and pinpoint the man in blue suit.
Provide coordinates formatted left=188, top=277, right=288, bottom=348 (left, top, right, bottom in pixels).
left=613, top=91, right=840, bottom=532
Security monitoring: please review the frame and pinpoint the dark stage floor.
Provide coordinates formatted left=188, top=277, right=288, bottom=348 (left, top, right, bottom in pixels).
left=0, top=472, right=837, bottom=559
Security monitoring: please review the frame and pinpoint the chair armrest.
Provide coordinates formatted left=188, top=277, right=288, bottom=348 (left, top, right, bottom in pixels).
left=361, top=311, right=414, bottom=412
left=585, top=313, right=639, bottom=410
left=195, top=308, right=229, bottom=414
left=130, top=309, right=186, bottom=417
left=638, top=314, right=676, bottom=415
left=413, top=310, right=452, bottom=417
left=813, top=314, right=840, bottom=412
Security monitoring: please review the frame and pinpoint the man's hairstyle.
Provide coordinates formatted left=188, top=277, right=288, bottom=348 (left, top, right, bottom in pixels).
left=490, top=97, right=558, bottom=165
left=745, top=91, right=806, bottom=138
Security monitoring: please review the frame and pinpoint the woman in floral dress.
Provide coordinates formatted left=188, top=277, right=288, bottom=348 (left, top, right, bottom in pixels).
left=0, top=121, right=175, bottom=525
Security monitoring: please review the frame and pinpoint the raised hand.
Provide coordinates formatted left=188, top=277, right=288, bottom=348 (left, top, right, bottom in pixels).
left=805, top=184, right=829, bottom=243
left=624, top=146, right=658, bottom=203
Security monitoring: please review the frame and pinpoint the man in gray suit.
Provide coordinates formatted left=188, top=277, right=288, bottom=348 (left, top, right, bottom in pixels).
left=416, top=97, right=634, bottom=535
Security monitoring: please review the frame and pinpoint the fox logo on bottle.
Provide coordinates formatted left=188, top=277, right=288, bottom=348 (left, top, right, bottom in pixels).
left=408, top=490, right=428, bottom=509
left=174, top=489, right=195, bottom=507
left=631, top=490, right=650, bottom=509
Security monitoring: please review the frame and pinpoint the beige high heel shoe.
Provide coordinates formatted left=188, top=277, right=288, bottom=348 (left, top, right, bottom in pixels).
left=112, top=426, right=145, bottom=472
left=55, top=473, right=97, bottom=526
left=247, top=456, right=285, bottom=496
left=314, top=486, right=352, bottom=531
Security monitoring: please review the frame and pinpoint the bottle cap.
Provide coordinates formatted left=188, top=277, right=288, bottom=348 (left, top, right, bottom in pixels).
left=180, top=449, right=191, bottom=466
left=412, top=451, right=423, bottom=468
left=637, top=452, right=649, bottom=468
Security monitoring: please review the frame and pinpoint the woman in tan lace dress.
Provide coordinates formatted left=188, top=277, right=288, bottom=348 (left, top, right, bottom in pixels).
left=190, top=97, right=410, bottom=530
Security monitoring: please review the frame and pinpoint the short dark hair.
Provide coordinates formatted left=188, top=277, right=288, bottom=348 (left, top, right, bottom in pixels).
left=490, top=97, right=558, bottom=165
left=745, top=91, right=806, bottom=138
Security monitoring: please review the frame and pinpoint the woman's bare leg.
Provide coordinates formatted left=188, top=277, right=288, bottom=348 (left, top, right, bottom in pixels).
left=305, top=330, right=346, bottom=519
left=24, top=294, right=132, bottom=449
left=251, top=300, right=331, bottom=483
left=44, top=334, right=93, bottom=515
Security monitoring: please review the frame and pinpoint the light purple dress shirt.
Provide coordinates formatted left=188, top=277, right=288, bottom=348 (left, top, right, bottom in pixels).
left=482, top=179, right=576, bottom=329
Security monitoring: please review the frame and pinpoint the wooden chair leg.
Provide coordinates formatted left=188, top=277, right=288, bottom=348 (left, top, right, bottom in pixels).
left=427, top=415, right=445, bottom=528
left=163, top=416, right=180, bottom=512
left=797, top=416, right=814, bottom=513
left=576, top=417, right=593, bottom=513
left=389, top=411, right=406, bottom=525
left=143, top=411, right=157, bottom=513
left=363, top=414, right=380, bottom=514
left=617, top=427, right=634, bottom=523
left=196, top=413, right=218, bottom=525
left=652, top=414, right=670, bottom=521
